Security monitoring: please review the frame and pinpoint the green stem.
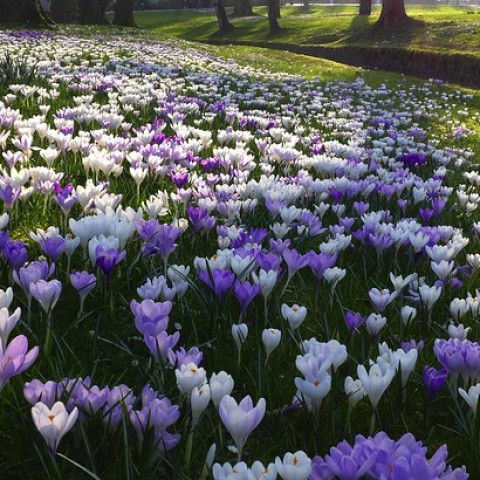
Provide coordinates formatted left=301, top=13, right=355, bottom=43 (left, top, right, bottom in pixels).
left=185, top=428, right=194, bottom=473
left=369, top=409, right=376, bottom=436
left=44, top=312, right=53, bottom=358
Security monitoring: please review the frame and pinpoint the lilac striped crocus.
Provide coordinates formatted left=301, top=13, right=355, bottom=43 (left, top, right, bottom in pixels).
left=0, top=335, right=39, bottom=391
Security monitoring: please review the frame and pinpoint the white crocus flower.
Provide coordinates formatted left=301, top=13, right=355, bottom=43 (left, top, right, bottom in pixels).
left=459, top=383, right=480, bottom=415
left=281, top=304, right=307, bottom=333
left=357, top=362, right=395, bottom=408
left=210, top=371, right=234, bottom=408
left=418, top=284, right=442, bottom=312
left=344, top=376, right=366, bottom=407
left=275, top=451, right=311, bottom=480
left=31, top=401, right=79, bottom=452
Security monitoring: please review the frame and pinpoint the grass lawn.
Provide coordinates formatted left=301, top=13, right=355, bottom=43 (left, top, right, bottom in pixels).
left=134, top=5, right=480, bottom=57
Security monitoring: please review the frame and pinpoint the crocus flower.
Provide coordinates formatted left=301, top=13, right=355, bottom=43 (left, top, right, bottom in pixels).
left=131, top=299, right=172, bottom=336
left=0, top=335, right=39, bottom=390
left=31, top=401, right=78, bottom=452
left=168, top=346, right=203, bottom=368
left=232, top=323, right=248, bottom=350
left=368, top=288, right=397, bottom=313
left=344, top=311, right=365, bottom=332
left=212, top=462, right=254, bottom=480
left=39, top=236, right=66, bottom=263
left=344, top=377, right=366, bottom=408
left=365, top=313, right=387, bottom=336
left=70, top=271, right=96, bottom=313
left=418, top=284, right=442, bottom=312
left=262, top=328, right=281, bottom=361
left=234, top=280, right=261, bottom=315
left=219, top=394, right=266, bottom=460
left=24, top=379, right=58, bottom=408
left=275, top=451, right=311, bottom=480
left=175, top=362, right=207, bottom=397
left=191, top=383, right=211, bottom=427
left=281, top=304, right=307, bottom=333
left=29, top=279, right=62, bottom=313
left=3, top=239, right=28, bottom=269
left=0, top=307, right=21, bottom=350
left=210, top=371, right=235, bottom=408
left=459, top=383, right=480, bottom=415
left=199, top=268, right=235, bottom=300
left=95, top=246, right=126, bottom=277
left=357, top=362, right=395, bottom=409
left=145, top=331, right=180, bottom=362
left=400, top=306, right=417, bottom=326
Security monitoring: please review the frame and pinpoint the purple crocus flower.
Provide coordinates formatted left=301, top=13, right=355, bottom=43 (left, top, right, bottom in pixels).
left=136, top=219, right=161, bottom=241
left=144, top=331, right=180, bottom=362
left=140, top=224, right=183, bottom=263
left=283, top=248, right=309, bottom=282
left=170, top=171, right=188, bottom=188
left=29, top=279, right=62, bottom=313
left=0, top=184, right=21, bottom=210
left=307, top=251, right=338, bottom=281
left=70, top=271, right=96, bottom=300
left=423, top=366, right=448, bottom=401
left=0, top=335, right=39, bottom=390
left=74, top=385, right=109, bottom=415
left=219, top=394, right=266, bottom=460
left=310, top=432, right=469, bottom=480
left=24, top=379, right=58, bottom=408
left=54, top=182, right=77, bottom=214
left=102, top=384, right=136, bottom=429
left=434, top=337, right=480, bottom=382
left=401, top=339, right=425, bottom=352
left=233, top=280, right=261, bottom=314
left=13, top=261, right=54, bottom=296
left=313, top=440, right=377, bottom=480
left=96, top=246, right=126, bottom=277
left=3, top=240, right=28, bottom=269
left=130, top=299, right=172, bottom=336
left=344, top=311, right=365, bottom=332
left=256, top=251, right=282, bottom=272
left=39, top=236, right=67, bottom=263
left=167, top=346, right=203, bottom=368
left=129, top=388, right=180, bottom=452
left=199, top=268, right=235, bottom=300
left=186, top=206, right=216, bottom=233
left=398, top=152, right=427, bottom=168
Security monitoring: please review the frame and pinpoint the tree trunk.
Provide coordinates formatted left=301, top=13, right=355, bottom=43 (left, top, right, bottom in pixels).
left=50, top=0, right=79, bottom=23
left=302, top=0, right=310, bottom=12
left=359, top=0, right=371, bottom=15
left=375, top=0, right=411, bottom=27
left=0, top=0, right=53, bottom=24
left=268, top=0, right=281, bottom=32
left=79, top=0, right=109, bottom=24
left=113, top=0, right=135, bottom=26
left=232, top=0, right=253, bottom=16
left=214, top=0, right=233, bottom=32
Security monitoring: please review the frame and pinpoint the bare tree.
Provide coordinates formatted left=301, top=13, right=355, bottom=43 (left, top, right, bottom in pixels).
left=359, top=0, right=371, bottom=15
left=50, top=0, right=79, bottom=23
left=113, top=0, right=136, bottom=26
left=78, top=0, right=109, bottom=24
left=375, top=0, right=413, bottom=27
left=0, top=0, right=53, bottom=24
left=232, top=0, right=253, bottom=17
left=214, top=0, right=233, bottom=32
left=268, top=0, right=281, bottom=33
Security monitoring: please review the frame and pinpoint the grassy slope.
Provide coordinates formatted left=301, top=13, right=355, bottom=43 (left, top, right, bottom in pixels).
left=135, top=6, right=480, bottom=57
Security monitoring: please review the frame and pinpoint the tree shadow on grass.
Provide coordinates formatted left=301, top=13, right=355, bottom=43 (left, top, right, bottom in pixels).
left=344, top=15, right=426, bottom=47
